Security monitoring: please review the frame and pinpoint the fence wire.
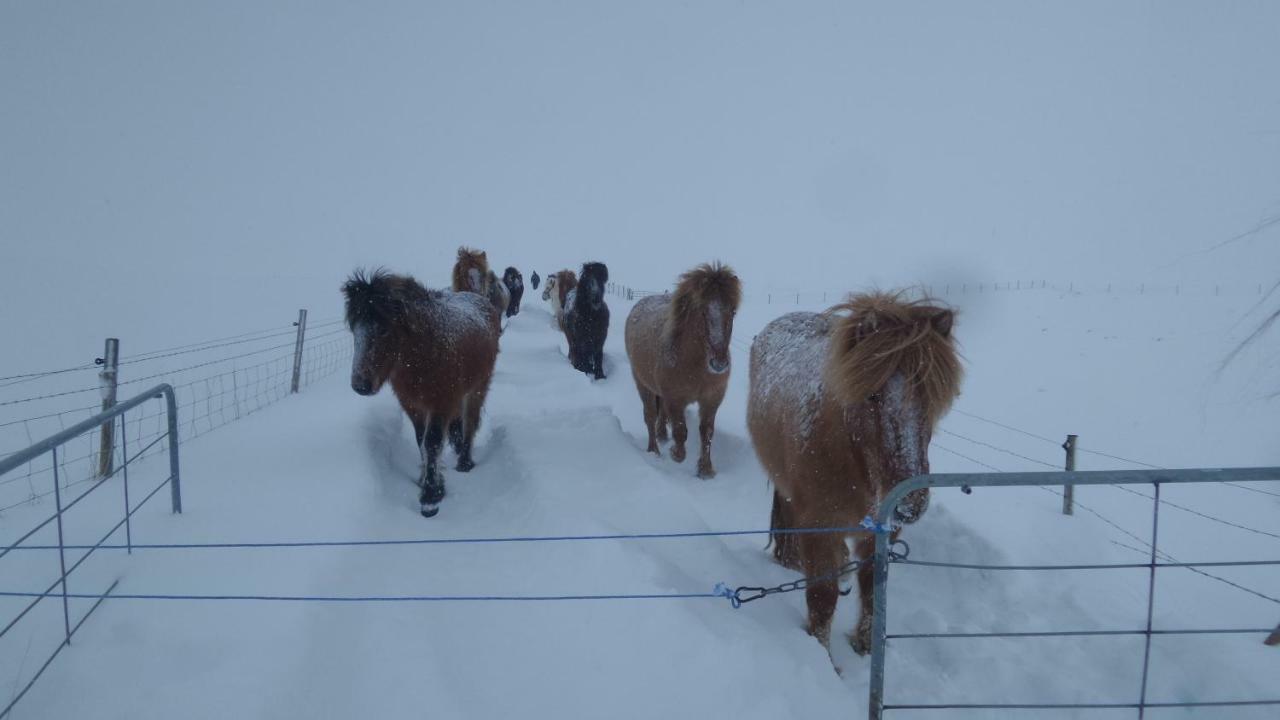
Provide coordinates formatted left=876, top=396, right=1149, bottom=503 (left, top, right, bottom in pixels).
left=0, top=322, right=351, bottom=516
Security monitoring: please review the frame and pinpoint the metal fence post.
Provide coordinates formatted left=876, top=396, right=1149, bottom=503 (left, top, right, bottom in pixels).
left=96, top=338, right=119, bottom=478
left=165, top=386, right=182, bottom=514
left=51, top=448, right=72, bottom=646
left=290, top=309, right=307, bottom=394
left=868, top=525, right=892, bottom=720
left=1062, top=434, right=1077, bottom=515
left=120, top=413, right=132, bottom=553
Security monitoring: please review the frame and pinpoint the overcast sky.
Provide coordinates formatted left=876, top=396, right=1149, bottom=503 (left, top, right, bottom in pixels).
left=3, top=1, right=1279, bottom=366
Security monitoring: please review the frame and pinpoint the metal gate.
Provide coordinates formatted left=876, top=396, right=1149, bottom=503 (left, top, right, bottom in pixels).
left=0, top=384, right=182, bottom=718
left=868, top=467, right=1280, bottom=719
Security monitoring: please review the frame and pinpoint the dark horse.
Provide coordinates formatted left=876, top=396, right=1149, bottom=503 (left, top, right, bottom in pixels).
left=502, top=267, right=524, bottom=317
left=747, top=292, right=961, bottom=660
left=530, top=270, right=540, bottom=291
left=624, top=262, right=741, bottom=478
left=562, top=262, right=609, bottom=380
left=344, top=269, right=500, bottom=518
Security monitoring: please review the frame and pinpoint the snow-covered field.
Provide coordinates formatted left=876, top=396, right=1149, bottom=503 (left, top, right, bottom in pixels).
left=4, top=2, right=1280, bottom=717
left=1, top=282, right=1276, bottom=719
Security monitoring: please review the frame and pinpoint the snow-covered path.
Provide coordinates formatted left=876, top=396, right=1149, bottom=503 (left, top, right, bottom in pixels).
left=4, top=290, right=1278, bottom=718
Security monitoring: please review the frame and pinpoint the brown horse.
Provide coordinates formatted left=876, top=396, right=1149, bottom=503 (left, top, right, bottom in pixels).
left=747, top=292, right=961, bottom=656
left=343, top=269, right=500, bottom=518
left=625, top=263, right=741, bottom=478
left=542, top=269, right=578, bottom=330
left=452, top=247, right=490, bottom=295
left=486, top=269, right=510, bottom=323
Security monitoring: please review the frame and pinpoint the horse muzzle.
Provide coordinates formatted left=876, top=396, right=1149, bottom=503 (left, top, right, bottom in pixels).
left=707, top=357, right=730, bottom=375
left=351, top=377, right=377, bottom=396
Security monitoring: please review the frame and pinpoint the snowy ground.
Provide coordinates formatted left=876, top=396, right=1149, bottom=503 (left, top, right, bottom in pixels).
left=1, top=285, right=1278, bottom=719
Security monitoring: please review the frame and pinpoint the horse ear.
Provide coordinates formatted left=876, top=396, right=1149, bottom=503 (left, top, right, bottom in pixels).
left=930, top=309, right=954, bottom=338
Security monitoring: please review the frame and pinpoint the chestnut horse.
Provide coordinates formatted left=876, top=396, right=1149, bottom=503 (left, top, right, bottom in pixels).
left=625, top=263, right=741, bottom=478
left=451, top=246, right=490, bottom=295
left=562, top=262, right=609, bottom=379
left=343, top=269, right=500, bottom=518
left=747, top=292, right=961, bottom=657
left=486, top=269, right=510, bottom=322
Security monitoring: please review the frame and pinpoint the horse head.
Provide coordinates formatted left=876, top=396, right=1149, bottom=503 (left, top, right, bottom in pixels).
left=342, top=269, right=425, bottom=396
left=672, top=262, right=742, bottom=375
left=828, top=295, right=960, bottom=522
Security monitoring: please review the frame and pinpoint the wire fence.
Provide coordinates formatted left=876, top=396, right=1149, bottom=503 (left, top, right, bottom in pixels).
left=606, top=278, right=1275, bottom=310
left=3, top=287, right=1277, bottom=716
left=0, top=317, right=351, bottom=517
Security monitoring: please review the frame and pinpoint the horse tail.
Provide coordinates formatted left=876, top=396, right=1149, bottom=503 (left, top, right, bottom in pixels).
left=768, top=490, right=797, bottom=567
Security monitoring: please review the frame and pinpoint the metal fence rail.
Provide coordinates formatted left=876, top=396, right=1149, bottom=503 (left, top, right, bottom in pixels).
left=0, top=384, right=182, bottom=720
left=867, top=467, right=1280, bottom=720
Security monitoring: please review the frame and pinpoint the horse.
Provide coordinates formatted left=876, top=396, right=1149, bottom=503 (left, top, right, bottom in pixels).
left=624, top=263, right=741, bottom=478
left=486, top=269, right=510, bottom=322
left=747, top=292, right=961, bottom=657
left=542, top=269, right=578, bottom=330
left=451, top=246, right=490, bottom=295
left=530, top=270, right=540, bottom=291
left=562, top=262, right=610, bottom=379
left=502, top=267, right=524, bottom=317
left=343, top=269, right=500, bottom=518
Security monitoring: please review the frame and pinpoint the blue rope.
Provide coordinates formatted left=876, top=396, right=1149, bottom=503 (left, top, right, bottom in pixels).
left=0, top=589, right=729, bottom=603
left=5, top=525, right=880, bottom=552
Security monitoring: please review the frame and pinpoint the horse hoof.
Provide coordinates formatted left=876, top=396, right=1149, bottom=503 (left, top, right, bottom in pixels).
left=671, top=447, right=686, bottom=463
left=456, top=458, right=475, bottom=472
left=420, top=503, right=440, bottom=518
left=696, top=465, right=716, bottom=480
left=419, top=483, right=445, bottom=507
left=849, top=623, right=872, bottom=656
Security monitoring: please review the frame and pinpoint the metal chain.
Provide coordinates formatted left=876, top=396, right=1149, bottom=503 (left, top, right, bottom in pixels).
left=723, top=540, right=910, bottom=608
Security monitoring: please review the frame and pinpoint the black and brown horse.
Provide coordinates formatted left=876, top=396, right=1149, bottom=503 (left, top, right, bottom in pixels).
left=562, top=262, right=610, bottom=380
left=344, top=269, right=500, bottom=517
left=502, top=267, right=524, bottom=317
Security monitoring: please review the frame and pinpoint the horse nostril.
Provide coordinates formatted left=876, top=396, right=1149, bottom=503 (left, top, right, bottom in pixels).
left=352, top=379, right=374, bottom=395
left=708, top=358, right=730, bottom=374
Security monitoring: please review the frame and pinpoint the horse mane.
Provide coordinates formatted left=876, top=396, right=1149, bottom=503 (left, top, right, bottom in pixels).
left=343, top=268, right=434, bottom=334
left=452, top=247, right=490, bottom=291
left=575, top=262, right=608, bottom=308
left=503, top=267, right=521, bottom=283
left=667, top=262, right=742, bottom=341
left=824, top=291, right=962, bottom=423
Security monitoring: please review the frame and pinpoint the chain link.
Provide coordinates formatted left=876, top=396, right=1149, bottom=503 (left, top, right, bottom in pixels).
left=722, top=539, right=910, bottom=608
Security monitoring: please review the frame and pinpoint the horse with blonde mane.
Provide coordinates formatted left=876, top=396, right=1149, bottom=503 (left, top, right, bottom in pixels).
left=625, top=263, right=741, bottom=478
left=747, top=292, right=961, bottom=658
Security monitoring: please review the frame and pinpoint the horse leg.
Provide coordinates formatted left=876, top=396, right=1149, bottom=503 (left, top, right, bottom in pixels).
left=654, top=399, right=669, bottom=442
left=592, top=340, right=606, bottom=380
left=849, top=535, right=877, bottom=655
left=447, top=412, right=465, bottom=459
left=695, top=399, right=721, bottom=479
left=418, top=415, right=447, bottom=517
left=769, top=491, right=802, bottom=570
left=457, top=388, right=487, bottom=472
left=636, top=383, right=661, bottom=455
left=410, top=411, right=428, bottom=485
left=668, top=402, right=689, bottom=464
left=799, top=533, right=842, bottom=650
